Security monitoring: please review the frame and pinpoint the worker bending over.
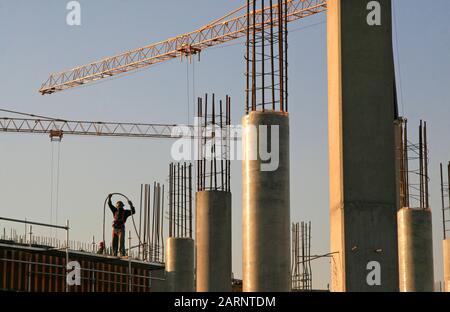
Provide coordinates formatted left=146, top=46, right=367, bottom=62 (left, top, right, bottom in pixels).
left=108, top=194, right=135, bottom=256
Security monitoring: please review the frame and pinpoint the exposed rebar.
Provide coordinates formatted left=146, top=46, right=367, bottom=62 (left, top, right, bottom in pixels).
left=398, top=119, right=430, bottom=210
left=138, top=183, right=165, bottom=263
left=440, top=162, right=450, bottom=240
left=291, top=221, right=312, bottom=291
left=197, top=94, right=231, bottom=192
left=168, top=162, right=193, bottom=238
left=246, top=0, right=288, bottom=113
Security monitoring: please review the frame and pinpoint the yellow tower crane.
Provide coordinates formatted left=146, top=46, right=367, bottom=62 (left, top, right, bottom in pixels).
left=39, top=0, right=327, bottom=95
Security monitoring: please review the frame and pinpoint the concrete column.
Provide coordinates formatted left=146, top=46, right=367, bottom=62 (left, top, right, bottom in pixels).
left=444, top=239, right=450, bottom=292
left=397, top=208, right=434, bottom=292
left=327, top=0, right=398, bottom=291
left=242, top=111, right=290, bottom=292
left=196, top=191, right=232, bottom=292
left=165, top=237, right=195, bottom=292
left=328, top=0, right=399, bottom=291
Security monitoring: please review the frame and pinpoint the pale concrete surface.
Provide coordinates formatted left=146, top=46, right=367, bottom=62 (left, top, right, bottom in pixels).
left=397, top=208, right=434, bottom=292
left=242, top=111, right=290, bottom=292
left=196, top=191, right=232, bottom=292
left=327, top=0, right=399, bottom=291
left=165, top=237, right=195, bottom=292
left=444, top=239, right=450, bottom=292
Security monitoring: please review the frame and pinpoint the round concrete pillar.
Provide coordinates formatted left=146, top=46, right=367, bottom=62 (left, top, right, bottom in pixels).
left=444, top=239, right=450, bottom=292
left=165, top=237, right=195, bottom=292
left=196, top=191, right=232, bottom=292
left=242, top=111, right=290, bottom=292
left=397, top=208, right=434, bottom=292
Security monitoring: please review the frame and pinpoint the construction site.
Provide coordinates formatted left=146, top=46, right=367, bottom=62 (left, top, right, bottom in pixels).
left=0, top=0, right=449, bottom=293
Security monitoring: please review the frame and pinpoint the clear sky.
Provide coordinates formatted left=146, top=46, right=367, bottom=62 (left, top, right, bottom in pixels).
left=0, top=0, right=449, bottom=290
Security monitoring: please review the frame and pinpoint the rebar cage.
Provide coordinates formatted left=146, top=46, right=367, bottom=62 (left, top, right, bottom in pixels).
left=138, top=183, right=165, bottom=263
left=168, top=162, right=193, bottom=238
left=197, top=94, right=231, bottom=192
left=398, top=119, right=430, bottom=210
left=291, top=221, right=312, bottom=291
left=246, top=0, right=289, bottom=113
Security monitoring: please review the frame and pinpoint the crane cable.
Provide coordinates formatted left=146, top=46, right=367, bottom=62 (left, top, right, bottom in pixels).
left=49, top=138, right=62, bottom=235
left=186, top=55, right=197, bottom=125
left=0, top=108, right=64, bottom=121
left=55, top=140, right=61, bottom=229
left=193, top=57, right=196, bottom=122
left=393, top=0, right=405, bottom=116
left=102, top=193, right=141, bottom=253
left=187, top=60, right=190, bottom=125
left=50, top=142, right=54, bottom=234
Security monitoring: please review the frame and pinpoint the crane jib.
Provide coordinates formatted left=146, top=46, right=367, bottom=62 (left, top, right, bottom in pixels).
left=39, top=0, right=327, bottom=95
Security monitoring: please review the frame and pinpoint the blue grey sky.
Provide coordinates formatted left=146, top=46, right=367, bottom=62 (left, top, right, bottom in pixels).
left=0, top=0, right=449, bottom=290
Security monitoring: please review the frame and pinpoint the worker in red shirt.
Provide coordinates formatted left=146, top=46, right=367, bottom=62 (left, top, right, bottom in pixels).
left=108, top=194, right=135, bottom=256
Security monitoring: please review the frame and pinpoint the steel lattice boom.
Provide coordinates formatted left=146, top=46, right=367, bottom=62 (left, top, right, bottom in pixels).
left=0, top=118, right=187, bottom=140
left=39, top=0, right=327, bottom=95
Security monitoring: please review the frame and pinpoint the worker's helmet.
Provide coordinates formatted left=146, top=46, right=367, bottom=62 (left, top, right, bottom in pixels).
left=116, top=201, right=125, bottom=209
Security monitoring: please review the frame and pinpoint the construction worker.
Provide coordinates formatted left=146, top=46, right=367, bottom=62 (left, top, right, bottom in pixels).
left=97, top=241, right=105, bottom=255
left=108, top=194, right=135, bottom=257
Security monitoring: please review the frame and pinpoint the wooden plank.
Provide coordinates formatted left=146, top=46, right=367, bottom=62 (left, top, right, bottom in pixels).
left=55, top=256, right=59, bottom=292
left=34, top=254, right=38, bottom=292
left=121, top=265, right=124, bottom=292
left=6, top=250, right=12, bottom=291
left=106, top=264, right=110, bottom=292
left=62, top=254, right=66, bottom=293
left=48, top=255, right=53, bottom=292
left=120, top=264, right=124, bottom=292
left=82, top=259, right=86, bottom=292
left=90, top=261, right=94, bottom=292
left=41, top=254, right=46, bottom=292
left=10, top=250, right=15, bottom=290
left=2, top=249, right=6, bottom=290
left=101, top=263, right=105, bottom=292
left=113, top=264, right=118, bottom=292
left=17, top=251, right=22, bottom=291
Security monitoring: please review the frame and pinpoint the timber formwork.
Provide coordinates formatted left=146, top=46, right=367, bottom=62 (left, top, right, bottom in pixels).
left=0, top=240, right=165, bottom=292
